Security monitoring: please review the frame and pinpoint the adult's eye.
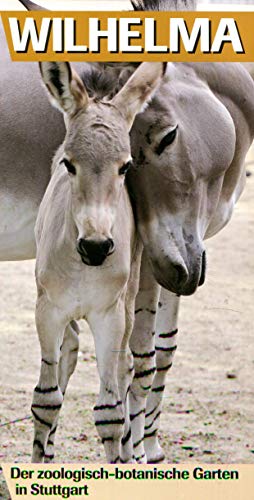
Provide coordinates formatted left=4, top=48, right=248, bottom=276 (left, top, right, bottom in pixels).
left=119, top=161, right=132, bottom=176
left=155, top=125, right=178, bottom=156
left=61, top=158, right=76, bottom=175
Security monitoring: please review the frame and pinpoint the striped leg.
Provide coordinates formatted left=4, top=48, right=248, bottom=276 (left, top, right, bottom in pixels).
left=32, top=295, right=67, bottom=463
left=88, top=301, right=127, bottom=463
left=145, top=289, right=180, bottom=463
left=118, top=347, right=134, bottom=463
left=44, top=320, right=79, bottom=463
left=119, top=240, right=142, bottom=463
left=129, top=251, right=160, bottom=463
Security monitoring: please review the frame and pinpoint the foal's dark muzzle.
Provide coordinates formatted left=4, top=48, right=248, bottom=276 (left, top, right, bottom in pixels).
left=77, top=238, right=115, bottom=266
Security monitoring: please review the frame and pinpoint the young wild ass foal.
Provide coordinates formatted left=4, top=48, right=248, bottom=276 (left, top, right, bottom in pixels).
left=32, top=60, right=164, bottom=464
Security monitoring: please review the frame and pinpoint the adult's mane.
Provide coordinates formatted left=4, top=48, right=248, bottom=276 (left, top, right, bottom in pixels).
left=131, top=0, right=197, bottom=10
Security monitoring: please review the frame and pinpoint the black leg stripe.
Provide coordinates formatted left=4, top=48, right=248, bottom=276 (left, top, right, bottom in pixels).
left=130, top=408, right=145, bottom=422
left=146, top=309, right=156, bottom=315
left=42, top=359, right=57, bottom=366
left=159, top=329, right=178, bottom=339
left=102, top=437, right=114, bottom=444
left=134, top=367, right=156, bottom=379
left=94, top=401, right=122, bottom=411
left=33, top=440, right=45, bottom=456
left=121, top=428, right=131, bottom=446
left=31, top=409, right=52, bottom=429
left=47, top=439, right=54, bottom=447
left=132, top=350, right=155, bottom=359
left=32, top=404, right=62, bottom=411
left=157, top=362, right=173, bottom=372
left=34, top=386, right=58, bottom=394
left=135, top=308, right=143, bottom=314
left=145, top=404, right=160, bottom=419
left=44, top=454, right=54, bottom=460
left=49, top=425, right=57, bottom=437
left=111, top=456, right=120, bottom=463
left=133, top=437, right=144, bottom=448
left=135, top=453, right=146, bottom=461
left=144, top=411, right=161, bottom=431
left=152, top=385, right=165, bottom=393
left=135, top=308, right=156, bottom=315
left=144, top=429, right=157, bottom=439
left=155, top=346, right=177, bottom=353
left=141, top=384, right=152, bottom=391
left=96, top=418, right=125, bottom=426
left=152, top=331, right=156, bottom=337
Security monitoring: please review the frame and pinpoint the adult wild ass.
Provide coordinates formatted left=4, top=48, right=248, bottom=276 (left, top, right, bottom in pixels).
left=31, top=60, right=164, bottom=464
left=1, top=0, right=254, bottom=463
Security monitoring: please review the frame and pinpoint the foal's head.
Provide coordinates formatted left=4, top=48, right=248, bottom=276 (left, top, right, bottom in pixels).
left=40, top=61, right=164, bottom=266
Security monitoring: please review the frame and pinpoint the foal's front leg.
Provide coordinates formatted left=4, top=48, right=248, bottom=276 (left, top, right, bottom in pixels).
left=89, top=300, right=126, bottom=463
left=145, top=289, right=180, bottom=463
left=118, top=239, right=142, bottom=464
left=44, top=320, right=79, bottom=463
left=32, top=295, right=67, bottom=463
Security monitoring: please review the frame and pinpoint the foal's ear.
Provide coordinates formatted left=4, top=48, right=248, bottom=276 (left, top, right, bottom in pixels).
left=39, top=62, right=89, bottom=116
left=112, top=62, right=166, bottom=129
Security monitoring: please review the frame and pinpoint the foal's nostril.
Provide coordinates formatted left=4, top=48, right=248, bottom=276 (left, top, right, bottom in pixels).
left=199, top=250, right=207, bottom=287
left=101, top=238, right=115, bottom=256
left=77, top=238, right=87, bottom=254
left=106, top=238, right=115, bottom=254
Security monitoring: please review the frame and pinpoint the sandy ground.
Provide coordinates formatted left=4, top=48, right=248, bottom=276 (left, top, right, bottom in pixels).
left=0, top=167, right=253, bottom=473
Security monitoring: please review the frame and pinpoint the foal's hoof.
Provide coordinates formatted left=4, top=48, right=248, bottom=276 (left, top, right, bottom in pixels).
left=147, top=451, right=165, bottom=464
left=119, top=457, right=136, bottom=464
left=146, top=446, right=165, bottom=464
left=44, top=456, right=55, bottom=464
left=136, top=455, right=147, bottom=464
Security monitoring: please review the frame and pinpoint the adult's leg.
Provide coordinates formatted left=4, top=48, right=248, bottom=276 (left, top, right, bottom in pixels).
left=129, top=251, right=160, bottom=463
left=145, top=290, right=180, bottom=463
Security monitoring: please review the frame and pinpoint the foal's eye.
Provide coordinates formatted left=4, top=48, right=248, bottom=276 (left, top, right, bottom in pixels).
left=119, top=161, right=132, bottom=176
left=61, top=159, right=77, bottom=176
left=155, top=125, right=178, bottom=156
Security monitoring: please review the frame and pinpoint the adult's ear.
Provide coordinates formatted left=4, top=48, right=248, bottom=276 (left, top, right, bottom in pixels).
left=39, top=62, right=89, bottom=116
left=112, top=62, right=166, bottom=130
left=19, top=0, right=48, bottom=11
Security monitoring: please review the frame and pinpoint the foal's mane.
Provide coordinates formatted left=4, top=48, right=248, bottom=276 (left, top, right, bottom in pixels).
left=79, top=0, right=197, bottom=99
left=80, top=63, right=139, bottom=101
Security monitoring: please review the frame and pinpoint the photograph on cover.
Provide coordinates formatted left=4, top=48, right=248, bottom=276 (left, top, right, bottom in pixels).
left=0, top=0, right=254, bottom=468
